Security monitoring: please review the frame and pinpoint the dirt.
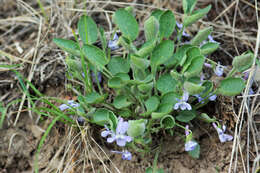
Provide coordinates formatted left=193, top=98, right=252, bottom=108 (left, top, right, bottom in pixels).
left=1, top=0, right=259, bottom=172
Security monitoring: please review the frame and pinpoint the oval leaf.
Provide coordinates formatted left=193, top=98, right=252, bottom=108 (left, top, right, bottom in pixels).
left=113, top=9, right=139, bottom=41
left=53, top=38, right=80, bottom=56
left=145, top=96, right=160, bottom=113
left=144, top=16, right=159, bottom=41
left=190, top=27, right=213, bottom=46
left=201, top=42, right=219, bottom=55
left=159, top=10, right=176, bottom=39
left=151, top=40, right=174, bottom=67
left=107, top=56, right=130, bottom=75
left=218, top=77, right=245, bottom=96
left=156, top=74, right=177, bottom=94
left=113, top=95, right=132, bottom=109
left=78, top=15, right=98, bottom=44
left=176, top=110, right=197, bottom=122
left=127, top=119, right=147, bottom=137
left=82, top=44, right=108, bottom=71
left=183, top=5, right=211, bottom=27
left=184, top=81, right=205, bottom=95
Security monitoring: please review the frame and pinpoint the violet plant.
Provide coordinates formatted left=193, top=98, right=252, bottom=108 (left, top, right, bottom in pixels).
left=53, top=0, right=253, bottom=160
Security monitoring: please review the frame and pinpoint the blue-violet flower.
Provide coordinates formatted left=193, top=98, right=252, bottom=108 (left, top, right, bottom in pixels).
left=212, top=123, right=233, bottom=143
left=176, top=22, right=190, bottom=37
left=214, top=62, right=225, bottom=77
left=111, top=150, right=132, bottom=160
left=101, top=117, right=132, bottom=147
left=108, top=33, right=119, bottom=50
left=185, top=125, right=198, bottom=151
left=174, top=91, right=192, bottom=110
left=59, top=100, right=80, bottom=111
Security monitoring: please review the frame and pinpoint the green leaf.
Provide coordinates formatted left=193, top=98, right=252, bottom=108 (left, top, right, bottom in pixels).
left=113, top=95, right=132, bottom=109
left=198, top=113, right=216, bottom=123
left=182, top=47, right=201, bottom=72
left=183, top=5, right=211, bottom=27
left=92, top=108, right=118, bottom=130
left=184, top=55, right=205, bottom=78
left=176, top=110, right=196, bottom=122
left=188, top=142, right=200, bottom=158
left=200, top=42, right=219, bottom=55
left=130, top=55, right=150, bottom=69
left=82, top=44, right=108, bottom=71
left=152, top=103, right=173, bottom=119
left=138, top=82, right=153, bottom=93
left=99, top=27, right=107, bottom=51
left=107, top=56, right=130, bottom=75
left=115, top=73, right=130, bottom=83
left=127, top=119, right=147, bottom=137
left=232, top=52, right=254, bottom=72
left=108, top=77, right=124, bottom=88
left=145, top=96, right=160, bottom=113
left=53, top=38, right=80, bottom=56
left=144, top=16, right=159, bottom=41
left=85, top=92, right=104, bottom=104
left=118, top=109, right=132, bottom=118
left=66, top=58, right=82, bottom=72
left=200, top=81, right=213, bottom=98
left=113, top=9, right=139, bottom=41
left=164, top=44, right=193, bottom=67
left=183, top=0, right=197, bottom=14
left=160, top=115, right=175, bottom=129
left=151, top=9, right=164, bottom=20
left=78, top=15, right=98, bottom=44
left=159, top=10, right=176, bottom=39
left=161, top=92, right=180, bottom=106
left=151, top=40, right=174, bottom=67
left=156, top=74, right=177, bottom=94
left=184, top=81, right=205, bottom=95
left=217, top=77, right=245, bottom=96
left=190, top=27, right=212, bottom=46
left=137, top=40, right=156, bottom=58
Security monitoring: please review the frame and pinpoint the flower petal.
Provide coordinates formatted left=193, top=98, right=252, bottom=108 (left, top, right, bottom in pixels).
left=183, top=91, right=189, bottom=101
left=185, top=141, right=198, bottom=151
left=116, top=138, right=127, bottom=147
left=185, top=103, right=192, bottom=110
left=116, top=118, right=129, bottom=134
left=58, top=104, right=70, bottom=111
left=209, top=95, right=217, bottom=101
left=219, top=134, right=233, bottom=143
left=107, top=136, right=116, bottom=143
left=122, top=151, right=132, bottom=160
left=174, top=103, right=180, bottom=110
left=101, top=130, right=111, bottom=137
left=125, top=136, right=132, bottom=142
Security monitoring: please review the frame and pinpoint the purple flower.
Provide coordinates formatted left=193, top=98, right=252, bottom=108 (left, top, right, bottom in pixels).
left=214, top=62, right=225, bottom=77
left=185, top=125, right=198, bottom=151
left=194, top=93, right=217, bottom=104
left=209, top=94, right=217, bottom=101
left=101, top=117, right=132, bottom=147
left=111, top=150, right=132, bottom=160
left=249, top=88, right=254, bottom=95
left=176, top=22, right=190, bottom=37
left=243, top=71, right=249, bottom=80
left=59, top=100, right=80, bottom=111
left=91, top=72, right=102, bottom=84
left=213, top=123, right=233, bottom=143
left=208, top=35, right=219, bottom=44
left=108, top=33, right=119, bottom=50
left=174, top=91, right=192, bottom=110
left=185, top=141, right=198, bottom=151
left=204, top=62, right=212, bottom=68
